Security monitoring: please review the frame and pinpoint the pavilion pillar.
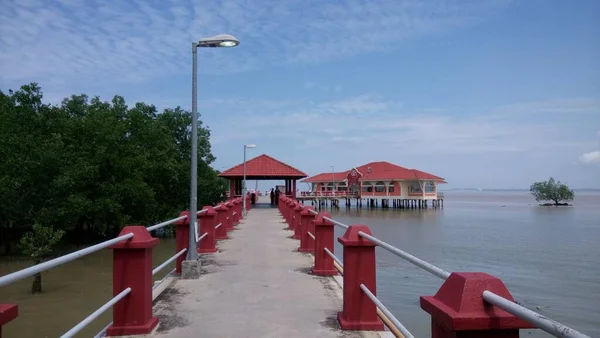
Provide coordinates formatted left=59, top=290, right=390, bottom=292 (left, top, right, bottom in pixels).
left=292, top=179, right=296, bottom=199
left=229, top=179, right=235, bottom=200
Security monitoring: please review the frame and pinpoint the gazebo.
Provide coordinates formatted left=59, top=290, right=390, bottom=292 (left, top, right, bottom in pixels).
left=219, top=154, right=308, bottom=199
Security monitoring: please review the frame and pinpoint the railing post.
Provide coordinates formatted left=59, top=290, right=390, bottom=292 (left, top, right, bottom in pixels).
left=312, top=212, right=337, bottom=276
left=282, top=198, right=289, bottom=225
left=174, top=211, right=190, bottom=274
left=293, top=204, right=303, bottom=240
left=337, top=225, right=383, bottom=330
left=107, top=226, right=159, bottom=336
left=235, top=198, right=242, bottom=223
left=420, top=272, right=535, bottom=338
left=198, top=206, right=218, bottom=254
left=298, top=206, right=315, bottom=252
left=0, top=304, right=18, bottom=338
left=214, top=204, right=229, bottom=240
left=236, top=198, right=244, bottom=221
left=226, top=203, right=234, bottom=232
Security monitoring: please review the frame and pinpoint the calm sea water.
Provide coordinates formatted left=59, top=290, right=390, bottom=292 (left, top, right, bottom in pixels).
left=329, top=191, right=600, bottom=337
left=1, top=191, right=598, bottom=337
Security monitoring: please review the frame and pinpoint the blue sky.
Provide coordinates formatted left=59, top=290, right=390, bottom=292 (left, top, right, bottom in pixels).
left=1, top=0, right=599, bottom=190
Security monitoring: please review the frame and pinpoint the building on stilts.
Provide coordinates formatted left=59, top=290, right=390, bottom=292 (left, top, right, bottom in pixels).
left=298, top=161, right=446, bottom=209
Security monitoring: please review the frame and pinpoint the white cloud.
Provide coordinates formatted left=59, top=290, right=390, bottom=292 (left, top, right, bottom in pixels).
left=0, top=0, right=510, bottom=89
left=579, top=151, right=600, bottom=165
left=206, top=94, right=598, bottom=155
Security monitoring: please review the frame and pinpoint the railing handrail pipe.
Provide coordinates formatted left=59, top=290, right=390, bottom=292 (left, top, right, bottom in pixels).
left=360, top=284, right=414, bottom=338
left=357, top=230, right=451, bottom=280
left=482, top=291, right=591, bottom=338
left=152, top=248, right=187, bottom=276
left=0, top=232, right=134, bottom=288
left=147, top=215, right=187, bottom=232
left=60, top=287, right=132, bottom=338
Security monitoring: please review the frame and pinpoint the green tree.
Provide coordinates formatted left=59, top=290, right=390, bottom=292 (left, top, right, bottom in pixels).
left=1, top=82, right=227, bottom=255
left=18, top=224, right=65, bottom=293
left=530, top=177, right=574, bottom=205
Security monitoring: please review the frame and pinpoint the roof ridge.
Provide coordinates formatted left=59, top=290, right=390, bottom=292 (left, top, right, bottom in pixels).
left=259, top=154, right=308, bottom=176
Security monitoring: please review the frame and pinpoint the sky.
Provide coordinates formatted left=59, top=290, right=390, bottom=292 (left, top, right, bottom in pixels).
left=0, top=0, right=599, bottom=190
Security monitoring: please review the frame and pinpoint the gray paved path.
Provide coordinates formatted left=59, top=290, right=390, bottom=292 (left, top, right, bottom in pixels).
left=150, top=203, right=374, bottom=338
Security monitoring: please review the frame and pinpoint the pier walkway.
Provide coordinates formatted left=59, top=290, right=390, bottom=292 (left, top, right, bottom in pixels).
left=150, top=204, right=375, bottom=338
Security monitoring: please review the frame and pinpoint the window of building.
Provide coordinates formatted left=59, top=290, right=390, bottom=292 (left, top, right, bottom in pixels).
left=362, top=185, right=373, bottom=192
left=327, top=182, right=335, bottom=191
left=425, top=182, right=435, bottom=193
left=388, top=182, right=395, bottom=193
left=375, top=181, right=386, bottom=192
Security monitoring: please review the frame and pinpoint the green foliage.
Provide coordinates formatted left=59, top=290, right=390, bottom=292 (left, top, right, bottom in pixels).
left=0, top=83, right=226, bottom=251
left=18, top=223, right=65, bottom=293
left=19, top=224, right=65, bottom=262
left=530, top=177, right=574, bottom=205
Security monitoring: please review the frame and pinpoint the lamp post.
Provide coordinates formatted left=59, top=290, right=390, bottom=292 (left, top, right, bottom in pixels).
left=243, top=144, right=257, bottom=216
left=188, top=34, right=239, bottom=262
left=331, top=165, right=335, bottom=194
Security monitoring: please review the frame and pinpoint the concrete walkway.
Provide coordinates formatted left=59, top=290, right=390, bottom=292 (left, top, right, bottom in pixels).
left=150, top=203, right=376, bottom=338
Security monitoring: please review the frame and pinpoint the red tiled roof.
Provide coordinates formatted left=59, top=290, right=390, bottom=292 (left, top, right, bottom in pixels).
left=219, top=154, right=308, bottom=178
left=301, top=172, right=349, bottom=182
left=301, top=161, right=446, bottom=183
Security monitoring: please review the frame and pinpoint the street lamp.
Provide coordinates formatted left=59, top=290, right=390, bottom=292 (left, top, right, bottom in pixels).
left=188, top=34, right=239, bottom=262
left=243, top=144, right=257, bottom=216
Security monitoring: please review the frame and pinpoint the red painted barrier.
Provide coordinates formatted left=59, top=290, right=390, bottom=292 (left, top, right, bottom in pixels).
left=233, top=199, right=241, bottom=224
left=298, top=206, right=315, bottom=252
left=337, top=225, right=383, bottom=331
left=421, top=272, right=535, bottom=338
left=198, top=206, right=218, bottom=254
left=293, top=204, right=303, bottom=240
left=174, top=211, right=190, bottom=274
left=214, top=205, right=229, bottom=240
left=226, top=202, right=234, bottom=232
left=0, top=304, right=18, bottom=338
left=107, top=226, right=159, bottom=336
left=312, top=212, right=337, bottom=276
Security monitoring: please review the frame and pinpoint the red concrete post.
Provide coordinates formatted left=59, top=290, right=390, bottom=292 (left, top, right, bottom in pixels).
left=293, top=204, right=303, bottom=239
left=107, top=226, right=159, bottom=336
left=298, top=206, right=316, bottom=252
left=312, top=212, right=337, bottom=276
left=287, top=199, right=295, bottom=228
left=198, top=206, right=218, bottom=254
left=337, top=225, right=383, bottom=330
left=226, top=202, right=234, bottom=232
left=174, top=211, right=190, bottom=274
left=283, top=199, right=291, bottom=226
left=214, top=204, right=229, bottom=240
left=0, top=304, right=18, bottom=338
left=420, top=272, right=536, bottom=338
left=237, top=198, right=243, bottom=222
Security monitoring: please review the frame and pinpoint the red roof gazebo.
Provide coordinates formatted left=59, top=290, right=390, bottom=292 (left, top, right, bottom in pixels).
left=219, top=154, right=307, bottom=199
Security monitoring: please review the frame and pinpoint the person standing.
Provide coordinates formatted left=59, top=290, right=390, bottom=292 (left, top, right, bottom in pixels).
left=270, top=188, right=275, bottom=205
left=274, top=187, right=280, bottom=205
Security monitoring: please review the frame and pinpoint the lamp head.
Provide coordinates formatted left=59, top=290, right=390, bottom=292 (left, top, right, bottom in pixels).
left=198, top=34, right=240, bottom=48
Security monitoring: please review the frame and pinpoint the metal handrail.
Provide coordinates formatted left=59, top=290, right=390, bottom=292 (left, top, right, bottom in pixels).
left=215, top=222, right=222, bottom=229
left=323, top=216, right=349, bottom=229
left=357, top=231, right=450, bottom=280
left=147, top=215, right=187, bottom=232
left=0, top=233, right=134, bottom=288
left=482, top=291, right=591, bottom=338
left=324, top=247, right=342, bottom=267
left=198, top=232, right=208, bottom=241
left=60, top=287, right=131, bottom=338
left=360, top=284, right=414, bottom=338
left=307, top=231, right=315, bottom=240
left=152, top=249, right=187, bottom=276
